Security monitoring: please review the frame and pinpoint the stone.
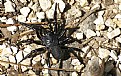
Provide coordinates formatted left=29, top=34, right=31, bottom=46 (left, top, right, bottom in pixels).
left=51, top=57, right=58, bottom=64
left=36, top=12, right=45, bottom=19
left=20, top=0, right=27, bottom=3
left=4, top=0, right=15, bottom=12
left=79, top=0, right=88, bottom=7
left=93, top=16, right=104, bottom=25
left=46, top=9, right=54, bottom=19
left=0, top=17, right=7, bottom=23
left=16, top=51, right=23, bottom=63
left=72, top=72, right=78, bottom=76
left=107, top=28, right=120, bottom=39
left=17, top=15, right=26, bottom=22
left=9, top=55, right=16, bottom=63
left=20, top=7, right=30, bottom=17
left=33, top=55, right=41, bottom=62
left=76, top=32, right=83, bottom=39
left=86, top=29, right=96, bottom=38
left=74, top=64, right=84, bottom=72
left=0, top=56, right=9, bottom=68
left=71, top=59, right=81, bottom=65
left=96, top=24, right=105, bottom=30
left=115, top=37, right=121, bottom=43
left=7, top=26, right=17, bottom=34
left=115, top=14, right=121, bottom=19
left=105, top=18, right=114, bottom=27
left=42, top=64, right=49, bottom=74
left=119, top=4, right=121, bottom=10
left=114, top=0, right=121, bottom=3
left=6, top=18, right=15, bottom=24
left=39, top=0, right=51, bottom=11
left=98, top=47, right=110, bottom=59
left=109, top=50, right=118, bottom=60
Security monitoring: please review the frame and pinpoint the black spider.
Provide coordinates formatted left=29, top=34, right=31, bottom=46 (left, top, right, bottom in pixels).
left=17, top=3, right=83, bottom=76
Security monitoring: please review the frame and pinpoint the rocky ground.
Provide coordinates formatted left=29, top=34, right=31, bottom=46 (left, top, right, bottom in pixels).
left=0, top=0, right=121, bottom=76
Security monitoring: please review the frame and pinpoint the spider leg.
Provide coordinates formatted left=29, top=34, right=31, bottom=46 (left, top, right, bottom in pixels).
left=19, top=48, right=46, bottom=65
left=53, top=3, right=58, bottom=34
left=62, top=46, right=84, bottom=64
left=46, top=52, right=53, bottom=76
left=17, top=39, right=44, bottom=45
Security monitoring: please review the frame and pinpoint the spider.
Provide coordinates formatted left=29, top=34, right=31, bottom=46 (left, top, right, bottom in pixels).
left=17, top=3, right=83, bottom=76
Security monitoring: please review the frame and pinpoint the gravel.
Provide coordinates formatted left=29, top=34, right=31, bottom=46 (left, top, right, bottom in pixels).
left=0, top=0, right=121, bottom=76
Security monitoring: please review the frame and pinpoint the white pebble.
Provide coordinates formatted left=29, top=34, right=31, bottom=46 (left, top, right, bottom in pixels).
left=17, top=15, right=26, bottom=22
left=96, top=24, right=105, bottom=30
left=74, top=64, right=84, bottom=72
left=20, top=0, right=27, bottom=3
left=36, top=12, right=45, bottom=19
left=118, top=55, right=121, bottom=61
left=42, top=64, right=49, bottom=74
left=20, top=7, right=30, bottom=17
left=6, top=18, right=15, bottom=24
left=9, top=55, right=16, bottom=63
left=51, top=57, right=58, bottom=64
left=76, top=32, right=83, bottom=39
left=115, top=14, right=121, bottom=19
left=116, top=37, right=121, bottom=43
left=39, top=0, right=51, bottom=11
left=119, top=4, right=121, bottom=10
left=33, top=55, right=40, bottom=62
left=98, top=47, right=110, bottom=59
left=71, top=59, right=81, bottom=65
left=82, top=46, right=90, bottom=53
left=46, top=9, right=54, bottom=19
left=0, top=17, right=7, bottom=23
left=105, top=18, right=114, bottom=27
left=110, top=50, right=118, bottom=60
left=0, top=57, right=9, bottom=68
left=79, top=0, right=88, bottom=7
left=86, top=29, right=96, bottom=38
left=94, top=16, right=104, bottom=25
left=7, top=26, right=17, bottom=34
left=16, top=51, right=23, bottom=63
left=107, top=28, right=120, bottom=39
left=72, top=72, right=78, bottom=76
left=4, top=0, right=15, bottom=12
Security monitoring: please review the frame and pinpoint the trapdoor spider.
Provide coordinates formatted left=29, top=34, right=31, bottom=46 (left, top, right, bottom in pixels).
left=18, top=3, right=83, bottom=75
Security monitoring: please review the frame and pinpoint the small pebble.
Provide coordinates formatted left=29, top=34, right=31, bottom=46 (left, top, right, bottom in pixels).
left=36, top=12, right=45, bottom=19
left=39, top=0, right=51, bottom=11
left=17, top=15, right=26, bottom=22
left=4, top=0, right=15, bottom=12
left=74, top=64, right=84, bottom=72
left=7, top=26, right=17, bottom=34
left=9, top=55, right=16, bottom=63
left=105, top=18, right=114, bottom=27
left=109, top=50, right=118, bottom=60
left=71, top=59, right=81, bottom=65
left=16, top=51, right=23, bottom=63
left=76, top=32, right=83, bottom=39
left=115, top=14, right=121, bottom=19
left=98, top=47, right=110, bottom=59
left=72, top=72, right=78, bottom=76
left=6, top=18, right=15, bottom=24
left=20, top=7, right=30, bottom=17
left=46, top=9, right=54, bottom=19
left=93, top=16, right=104, bottom=25
left=86, top=29, right=96, bottom=38
left=79, top=0, right=88, bottom=7
left=107, top=28, right=120, bottom=39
